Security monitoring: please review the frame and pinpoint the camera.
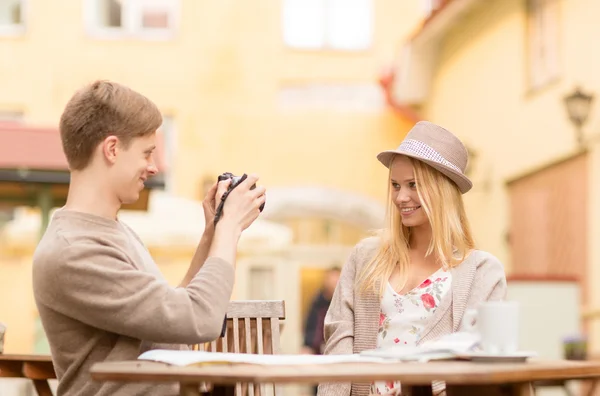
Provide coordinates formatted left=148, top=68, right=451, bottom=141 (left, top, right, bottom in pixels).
left=213, top=172, right=265, bottom=225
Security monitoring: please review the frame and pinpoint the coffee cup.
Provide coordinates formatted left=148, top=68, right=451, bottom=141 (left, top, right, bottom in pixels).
left=462, top=301, right=519, bottom=355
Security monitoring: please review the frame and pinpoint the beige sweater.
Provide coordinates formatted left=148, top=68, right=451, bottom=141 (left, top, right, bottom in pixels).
left=32, top=210, right=235, bottom=396
left=317, top=237, right=507, bottom=396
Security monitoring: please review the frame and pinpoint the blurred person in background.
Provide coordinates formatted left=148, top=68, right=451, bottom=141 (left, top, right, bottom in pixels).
left=302, top=266, right=341, bottom=396
left=318, top=121, right=507, bottom=396
left=302, top=267, right=342, bottom=356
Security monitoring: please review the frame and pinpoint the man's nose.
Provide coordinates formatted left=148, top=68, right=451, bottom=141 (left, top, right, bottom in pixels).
left=147, top=161, right=158, bottom=176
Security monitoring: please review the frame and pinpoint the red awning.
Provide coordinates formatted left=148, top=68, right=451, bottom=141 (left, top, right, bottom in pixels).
left=0, top=122, right=166, bottom=211
left=0, top=122, right=68, bottom=170
left=0, top=122, right=166, bottom=172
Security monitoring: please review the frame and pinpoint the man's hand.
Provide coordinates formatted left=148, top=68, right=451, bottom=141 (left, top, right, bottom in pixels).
left=216, top=174, right=266, bottom=233
left=202, top=178, right=232, bottom=234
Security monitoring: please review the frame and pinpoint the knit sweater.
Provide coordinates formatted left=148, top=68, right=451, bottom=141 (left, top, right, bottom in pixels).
left=317, top=237, right=507, bottom=396
left=32, top=209, right=235, bottom=396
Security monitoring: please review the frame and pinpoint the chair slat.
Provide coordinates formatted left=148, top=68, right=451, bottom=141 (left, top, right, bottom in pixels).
left=222, top=326, right=228, bottom=353
left=233, top=318, right=240, bottom=354
left=270, top=317, right=283, bottom=396
left=244, top=318, right=255, bottom=395
left=270, top=318, right=281, bottom=354
left=255, top=318, right=266, bottom=396
left=232, top=318, right=242, bottom=395
left=244, top=318, right=252, bottom=353
left=256, top=318, right=264, bottom=354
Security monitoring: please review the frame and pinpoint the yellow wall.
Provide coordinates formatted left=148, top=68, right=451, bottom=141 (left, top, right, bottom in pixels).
left=425, top=0, right=600, bottom=266
left=0, top=0, right=425, bottom=354
left=0, top=0, right=423, bottom=202
left=422, top=0, right=600, bottom=348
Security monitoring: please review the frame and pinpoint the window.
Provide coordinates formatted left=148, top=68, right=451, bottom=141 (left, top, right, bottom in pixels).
left=282, top=0, right=372, bottom=50
left=0, top=0, right=25, bottom=35
left=278, top=83, right=385, bottom=112
left=527, top=0, right=560, bottom=90
left=86, top=0, right=178, bottom=39
left=159, top=115, right=176, bottom=192
left=249, top=268, right=275, bottom=300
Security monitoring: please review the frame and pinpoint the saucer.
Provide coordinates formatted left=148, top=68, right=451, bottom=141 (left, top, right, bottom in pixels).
left=457, top=351, right=537, bottom=363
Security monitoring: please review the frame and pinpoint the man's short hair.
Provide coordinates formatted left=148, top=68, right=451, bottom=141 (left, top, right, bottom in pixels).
left=59, top=80, right=162, bottom=171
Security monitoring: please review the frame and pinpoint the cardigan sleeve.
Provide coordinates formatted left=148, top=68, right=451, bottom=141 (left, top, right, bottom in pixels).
left=322, top=245, right=359, bottom=354
left=462, top=252, right=508, bottom=325
left=317, top=244, right=360, bottom=396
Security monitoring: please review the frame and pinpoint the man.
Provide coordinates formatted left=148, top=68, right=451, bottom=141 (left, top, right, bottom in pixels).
left=32, top=80, right=266, bottom=395
left=302, top=267, right=341, bottom=356
left=301, top=267, right=341, bottom=395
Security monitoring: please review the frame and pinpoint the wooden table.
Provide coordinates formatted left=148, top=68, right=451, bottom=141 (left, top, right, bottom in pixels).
left=0, top=354, right=55, bottom=396
left=90, top=358, right=600, bottom=396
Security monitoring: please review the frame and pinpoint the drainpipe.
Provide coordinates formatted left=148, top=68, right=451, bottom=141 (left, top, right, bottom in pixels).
left=34, top=185, right=53, bottom=354
left=37, top=185, right=53, bottom=240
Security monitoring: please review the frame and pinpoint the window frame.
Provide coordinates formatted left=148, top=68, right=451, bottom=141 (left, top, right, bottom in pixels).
left=282, top=0, right=373, bottom=51
left=0, top=0, right=27, bottom=37
left=84, top=0, right=180, bottom=41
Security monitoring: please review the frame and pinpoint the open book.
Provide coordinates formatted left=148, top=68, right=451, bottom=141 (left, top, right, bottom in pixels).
left=138, top=333, right=535, bottom=366
left=138, top=349, right=389, bottom=367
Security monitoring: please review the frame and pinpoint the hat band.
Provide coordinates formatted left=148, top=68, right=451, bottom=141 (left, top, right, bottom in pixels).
left=399, top=139, right=463, bottom=174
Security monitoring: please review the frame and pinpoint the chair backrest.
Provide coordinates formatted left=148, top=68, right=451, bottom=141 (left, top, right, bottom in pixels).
left=193, top=300, right=286, bottom=396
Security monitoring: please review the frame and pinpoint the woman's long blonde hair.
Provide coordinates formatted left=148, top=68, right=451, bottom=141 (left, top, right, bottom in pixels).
left=357, top=156, right=475, bottom=297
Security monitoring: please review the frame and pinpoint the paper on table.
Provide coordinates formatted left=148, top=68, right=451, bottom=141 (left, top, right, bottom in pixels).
left=138, top=349, right=389, bottom=367
left=360, top=332, right=481, bottom=362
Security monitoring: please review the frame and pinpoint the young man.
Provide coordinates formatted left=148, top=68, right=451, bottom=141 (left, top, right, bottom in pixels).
left=32, top=80, right=266, bottom=395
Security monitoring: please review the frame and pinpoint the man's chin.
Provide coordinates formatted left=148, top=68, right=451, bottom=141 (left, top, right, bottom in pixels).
left=120, top=193, right=140, bottom=206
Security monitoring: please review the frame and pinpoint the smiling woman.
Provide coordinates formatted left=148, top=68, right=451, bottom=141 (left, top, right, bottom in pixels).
left=318, top=121, right=508, bottom=396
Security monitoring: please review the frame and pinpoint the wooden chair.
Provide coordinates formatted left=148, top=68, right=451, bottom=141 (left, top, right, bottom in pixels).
left=193, top=300, right=286, bottom=396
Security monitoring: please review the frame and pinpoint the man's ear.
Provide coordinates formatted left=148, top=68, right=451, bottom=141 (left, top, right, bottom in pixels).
left=102, top=135, right=120, bottom=164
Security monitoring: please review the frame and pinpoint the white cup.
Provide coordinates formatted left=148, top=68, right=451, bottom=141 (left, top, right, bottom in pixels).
left=462, top=301, right=519, bottom=355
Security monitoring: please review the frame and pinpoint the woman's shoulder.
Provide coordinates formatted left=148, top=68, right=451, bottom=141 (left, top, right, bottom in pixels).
left=467, top=250, right=504, bottom=268
left=464, top=250, right=506, bottom=279
left=341, top=236, right=382, bottom=270
left=353, top=235, right=382, bottom=256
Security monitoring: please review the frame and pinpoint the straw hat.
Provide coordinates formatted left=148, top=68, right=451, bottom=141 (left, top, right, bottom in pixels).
left=377, top=121, right=472, bottom=194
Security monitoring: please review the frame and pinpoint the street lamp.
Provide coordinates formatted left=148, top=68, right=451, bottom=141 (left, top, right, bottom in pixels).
left=564, top=86, right=594, bottom=146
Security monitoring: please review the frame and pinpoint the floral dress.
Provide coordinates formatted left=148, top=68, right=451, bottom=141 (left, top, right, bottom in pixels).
left=371, top=268, right=452, bottom=395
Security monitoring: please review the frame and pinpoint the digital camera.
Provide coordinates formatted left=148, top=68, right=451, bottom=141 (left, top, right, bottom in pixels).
left=214, top=172, right=265, bottom=224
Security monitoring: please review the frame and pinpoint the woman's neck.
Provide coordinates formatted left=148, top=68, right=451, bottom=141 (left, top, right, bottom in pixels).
left=409, top=223, right=432, bottom=254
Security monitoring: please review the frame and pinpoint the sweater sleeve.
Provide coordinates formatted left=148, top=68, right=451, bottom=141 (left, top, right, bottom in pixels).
left=464, top=253, right=508, bottom=317
left=39, top=241, right=235, bottom=345
left=317, top=245, right=359, bottom=396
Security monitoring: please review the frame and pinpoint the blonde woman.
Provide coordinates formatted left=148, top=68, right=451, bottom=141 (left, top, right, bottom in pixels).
left=317, top=121, right=507, bottom=396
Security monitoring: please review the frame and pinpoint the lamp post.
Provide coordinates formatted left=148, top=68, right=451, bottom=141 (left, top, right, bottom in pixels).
left=563, top=86, right=594, bottom=147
